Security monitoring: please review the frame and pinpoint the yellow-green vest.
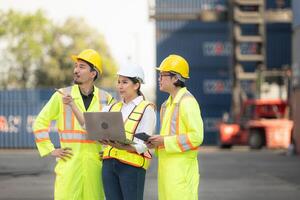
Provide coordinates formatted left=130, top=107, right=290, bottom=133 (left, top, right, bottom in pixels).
left=103, top=100, right=153, bottom=170
left=157, top=87, right=204, bottom=200
left=33, top=85, right=114, bottom=156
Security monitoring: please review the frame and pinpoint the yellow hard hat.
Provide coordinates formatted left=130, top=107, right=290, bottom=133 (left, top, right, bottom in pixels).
left=156, top=54, right=189, bottom=79
left=71, top=49, right=102, bottom=74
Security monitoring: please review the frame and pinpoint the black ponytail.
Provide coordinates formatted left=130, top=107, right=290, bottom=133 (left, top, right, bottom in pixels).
left=128, top=77, right=145, bottom=100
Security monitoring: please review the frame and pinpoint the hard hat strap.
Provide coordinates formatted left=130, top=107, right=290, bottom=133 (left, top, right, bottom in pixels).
left=171, top=72, right=186, bottom=82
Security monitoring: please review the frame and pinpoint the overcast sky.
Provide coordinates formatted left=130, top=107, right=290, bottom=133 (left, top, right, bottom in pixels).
left=0, top=0, right=156, bottom=99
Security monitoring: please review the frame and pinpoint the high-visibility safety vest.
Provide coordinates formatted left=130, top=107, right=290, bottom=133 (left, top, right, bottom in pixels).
left=157, top=87, right=204, bottom=200
left=33, top=84, right=114, bottom=200
left=103, top=100, right=153, bottom=170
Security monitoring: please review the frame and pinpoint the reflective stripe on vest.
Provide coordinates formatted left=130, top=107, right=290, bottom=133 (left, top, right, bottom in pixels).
left=161, top=92, right=198, bottom=151
left=98, top=89, right=113, bottom=110
left=57, top=130, right=94, bottom=143
left=103, top=148, right=151, bottom=169
left=63, top=87, right=74, bottom=130
left=103, top=100, right=153, bottom=169
left=33, top=129, right=50, bottom=142
left=60, top=86, right=111, bottom=143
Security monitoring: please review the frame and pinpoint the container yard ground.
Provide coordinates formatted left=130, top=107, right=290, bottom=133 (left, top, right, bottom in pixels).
left=0, top=146, right=299, bottom=200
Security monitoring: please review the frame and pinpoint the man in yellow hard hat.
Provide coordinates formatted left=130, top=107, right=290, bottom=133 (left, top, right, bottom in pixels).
left=147, top=54, right=204, bottom=200
left=33, top=49, right=114, bottom=200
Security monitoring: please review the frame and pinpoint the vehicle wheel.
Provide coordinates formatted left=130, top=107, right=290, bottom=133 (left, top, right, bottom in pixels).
left=220, top=144, right=232, bottom=149
left=249, top=131, right=264, bottom=149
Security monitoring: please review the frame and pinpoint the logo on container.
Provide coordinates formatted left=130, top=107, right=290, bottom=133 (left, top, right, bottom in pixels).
left=203, top=79, right=253, bottom=94
left=0, top=115, right=21, bottom=133
left=203, top=41, right=232, bottom=56
left=203, top=79, right=231, bottom=94
left=240, top=42, right=258, bottom=55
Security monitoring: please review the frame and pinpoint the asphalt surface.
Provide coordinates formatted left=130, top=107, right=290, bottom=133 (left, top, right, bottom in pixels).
left=0, top=147, right=299, bottom=200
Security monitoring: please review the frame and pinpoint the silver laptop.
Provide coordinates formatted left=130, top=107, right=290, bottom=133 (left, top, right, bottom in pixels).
left=83, top=112, right=135, bottom=144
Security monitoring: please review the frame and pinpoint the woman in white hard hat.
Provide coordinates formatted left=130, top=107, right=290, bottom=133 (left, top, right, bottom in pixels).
left=62, top=63, right=156, bottom=200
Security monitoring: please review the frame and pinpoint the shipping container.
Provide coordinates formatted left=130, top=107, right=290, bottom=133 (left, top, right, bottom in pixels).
left=155, top=0, right=228, bottom=14
left=155, top=0, right=292, bottom=145
left=0, top=88, right=116, bottom=148
left=157, top=22, right=291, bottom=70
left=0, top=89, right=58, bottom=148
left=157, top=21, right=231, bottom=69
left=266, top=0, right=291, bottom=9
left=266, top=23, right=292, bottom=69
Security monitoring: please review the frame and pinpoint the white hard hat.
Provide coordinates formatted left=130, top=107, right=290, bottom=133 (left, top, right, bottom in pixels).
left=117, top=63, right=145, bottom=84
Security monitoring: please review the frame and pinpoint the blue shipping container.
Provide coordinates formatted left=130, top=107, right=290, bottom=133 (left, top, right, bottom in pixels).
left=266, top=23, right=292, bottom=68
left=157, top=21, right=231, bottom=69
left=266, top=0, right=291, bottom=9
left=0, top=89, right=60, bottom=148
left=155, top=0, right=228, bottom=14
left=0, top=88, right=117, bottom=148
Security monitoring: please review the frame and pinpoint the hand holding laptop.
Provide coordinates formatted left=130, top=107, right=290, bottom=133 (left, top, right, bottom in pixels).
left=99, top=139, right=135, bottom=151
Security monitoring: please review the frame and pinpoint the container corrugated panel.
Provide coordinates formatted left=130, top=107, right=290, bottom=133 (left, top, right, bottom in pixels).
left=157, top=21, right=292, bottom=70
left=0, top=89, right=60, bottom=148
left=293, top=0, right=300, bottom=28
left=157, top=21, right=231, bottom=69
left=266, top=23, right=292, bottom=69
left=187, top=69, right=232, bottom=106
left=156, top=0, right=227, bottom=14
left=266, top=0, right=291, bottom=9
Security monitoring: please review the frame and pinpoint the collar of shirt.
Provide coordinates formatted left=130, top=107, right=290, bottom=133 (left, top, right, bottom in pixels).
left=165, top=87, right=188, bottom=106
left=72, top=84, right=97, bottom=99
left=120, top=96, right=144, bottom=120
left=121, top=95, right=144, bottom=106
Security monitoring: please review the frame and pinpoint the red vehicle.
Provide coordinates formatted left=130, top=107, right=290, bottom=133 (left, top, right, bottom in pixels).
left=218, top=99, right=293, bottom=149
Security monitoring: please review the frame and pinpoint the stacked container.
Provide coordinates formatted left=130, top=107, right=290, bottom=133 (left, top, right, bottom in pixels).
left=0, top=89, right=59, bottom=148
left=155, top=0, right=292, bottom=144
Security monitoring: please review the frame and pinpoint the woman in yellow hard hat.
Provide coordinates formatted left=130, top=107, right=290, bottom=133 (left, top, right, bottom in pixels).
left=62, top=63, right=156, bottom=200
left=147, top=54, right=204, bottom=200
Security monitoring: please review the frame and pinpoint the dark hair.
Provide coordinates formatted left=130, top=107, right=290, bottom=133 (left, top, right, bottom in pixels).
left=169, top=73, right=185, bottom=88
left=174, top=80, right=185, bottom=87
left=128, top=77, right=144, bottom=98
left=78, top=59, right=98, bottom=81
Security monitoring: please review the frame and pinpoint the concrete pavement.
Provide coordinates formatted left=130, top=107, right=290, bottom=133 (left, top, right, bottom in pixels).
left=0, top=147, right=299, bottom=200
